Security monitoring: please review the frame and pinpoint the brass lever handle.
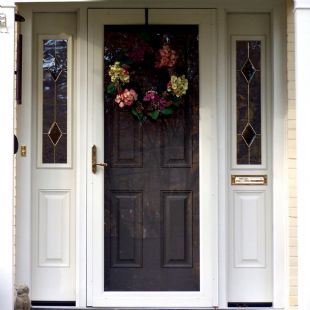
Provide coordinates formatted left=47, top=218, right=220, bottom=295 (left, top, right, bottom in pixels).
left=92, top=145, right=108, bottom=174
left=95, top=163, right=108, bottom=167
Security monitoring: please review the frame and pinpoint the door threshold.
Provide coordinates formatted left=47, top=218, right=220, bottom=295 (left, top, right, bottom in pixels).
left=31, top=307, right=284, bottom=310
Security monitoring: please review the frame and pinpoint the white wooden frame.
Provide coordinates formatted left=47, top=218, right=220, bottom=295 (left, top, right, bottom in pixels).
left=14, top=1, right=288, bottom=309
left=87, top=8, right=217, bottom=307
left=37, top=34, right=73, bottom=168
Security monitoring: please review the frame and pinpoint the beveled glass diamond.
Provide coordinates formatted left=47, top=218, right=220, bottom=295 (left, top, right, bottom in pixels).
left=241, top=59, right=256, bottom=83
left=48, top=58, right=63, bottom=81
left=242, top=123, right=256, bottom=147
left=48, top=122, right=62, bottom=146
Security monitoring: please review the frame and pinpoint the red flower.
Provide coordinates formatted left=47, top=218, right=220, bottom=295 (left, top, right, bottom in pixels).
left=155, top=45, right=178, bottom=68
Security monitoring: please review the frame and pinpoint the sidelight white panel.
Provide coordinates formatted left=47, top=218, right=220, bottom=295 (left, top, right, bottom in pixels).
left=38, top=190, right=70, bottom=267
left=228, top=13, right=273, bottom=303
left=233, top=191, right=266, bottom=268
left=30, top=13, right=76, bottom=301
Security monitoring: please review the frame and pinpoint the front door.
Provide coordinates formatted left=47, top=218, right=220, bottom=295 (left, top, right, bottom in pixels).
left=87, top=9, right=217, bottom=307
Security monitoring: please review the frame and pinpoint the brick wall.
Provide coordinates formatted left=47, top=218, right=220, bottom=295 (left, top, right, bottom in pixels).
left=287, top=1, right=298, bottom=309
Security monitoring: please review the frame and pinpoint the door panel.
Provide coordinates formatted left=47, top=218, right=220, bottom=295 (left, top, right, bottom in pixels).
left=110, top=190, right=143, bottom=268
left=104, top=25, right=199, bottom=291
left=111, top=110, right=143, bottom=167
left=161, top=190, right=193, bottom=267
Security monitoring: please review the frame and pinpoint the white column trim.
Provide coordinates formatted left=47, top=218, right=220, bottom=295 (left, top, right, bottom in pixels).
left=0, top=3, right=15, bottom=310
left=271, top=4, right=289, bottom=308
left=296, top=4, right=310, bottom=310
left=294, top=0, right=310, bottom=9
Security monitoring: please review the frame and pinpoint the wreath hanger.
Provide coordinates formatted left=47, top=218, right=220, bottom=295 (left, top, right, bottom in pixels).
left=144, top=8, right=149, bottom=26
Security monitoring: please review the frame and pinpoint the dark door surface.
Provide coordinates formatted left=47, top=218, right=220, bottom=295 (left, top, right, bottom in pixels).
left=104, top=25, right=199, bottom=291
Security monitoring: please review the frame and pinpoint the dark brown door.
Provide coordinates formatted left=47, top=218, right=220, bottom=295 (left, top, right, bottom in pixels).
left=104, top=25, right=199, bottom=291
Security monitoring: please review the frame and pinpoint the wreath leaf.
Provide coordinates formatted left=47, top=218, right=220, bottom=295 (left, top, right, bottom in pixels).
left=131, top=107, right=144, bottom=121
left=161, top=107, right=173, bottom=115
left=150, top=110, right=160, bottom=120
left=107, top=84, right=116, bottom=94
left=131, top=107, right=138, bottom=117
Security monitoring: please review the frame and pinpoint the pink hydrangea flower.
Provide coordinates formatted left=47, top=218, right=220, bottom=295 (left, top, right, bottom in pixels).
left=143, top=90, right=157, bottom=101
left=143, top=90, right=168, bottom=109
left=115, top=89, right=138, bottom=108
left=155, top=45, right=177, bottom=68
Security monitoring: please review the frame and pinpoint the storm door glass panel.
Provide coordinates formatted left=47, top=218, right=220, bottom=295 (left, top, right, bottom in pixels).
left=104, top=25, right=199, bottom=291
left=42, top=39, right=68, bottom=164
left=236, top=40, right=261, bottom=165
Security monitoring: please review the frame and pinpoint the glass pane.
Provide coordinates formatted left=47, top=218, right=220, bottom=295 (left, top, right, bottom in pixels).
left=42, top=39, right=68, bottom=164
left=236, top=40, right=261, bottom=165
left=104, top=25, right=199, bottom=292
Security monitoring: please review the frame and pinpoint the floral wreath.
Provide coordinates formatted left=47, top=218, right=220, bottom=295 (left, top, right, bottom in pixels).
left=106, top=44, right=188, bottom=121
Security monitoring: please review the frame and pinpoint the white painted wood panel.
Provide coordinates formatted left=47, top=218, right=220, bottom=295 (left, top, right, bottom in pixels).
left=233, top=191, right=266, bottom=268
left=38, top=190, right=70, bottom=267
left=229, top=188, right=272, bottom=302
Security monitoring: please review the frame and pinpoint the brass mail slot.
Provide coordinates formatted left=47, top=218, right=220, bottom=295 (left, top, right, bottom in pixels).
left=231, top=175, right=267, bottom=185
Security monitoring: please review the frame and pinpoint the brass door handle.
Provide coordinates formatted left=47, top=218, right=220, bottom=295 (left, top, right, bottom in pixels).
left=92, top=145, right=108, bottom=174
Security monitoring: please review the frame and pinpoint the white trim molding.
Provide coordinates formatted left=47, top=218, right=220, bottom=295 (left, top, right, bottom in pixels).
left=296, top=4, right=310, bottom=310
left=0, top=3, right=15, bottom=310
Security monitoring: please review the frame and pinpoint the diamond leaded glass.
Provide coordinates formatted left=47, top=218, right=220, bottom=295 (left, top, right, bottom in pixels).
left=236, top=40, right=261, bottom=165
left=42, top=39, right=68, bottom=164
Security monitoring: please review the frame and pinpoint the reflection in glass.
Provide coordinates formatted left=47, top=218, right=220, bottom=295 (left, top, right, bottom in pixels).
left=236, top=40, right=261, bottom=165
left=42, top=39, right=68, bottom=164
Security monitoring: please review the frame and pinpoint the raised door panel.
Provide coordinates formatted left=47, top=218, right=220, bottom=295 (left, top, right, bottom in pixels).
left=110, top=191, right=143, bottom=267
left=233, top=191, right=266, bottom=268
left=111, top=110, right=143, bottom=167
left=160, top=107, right=192, bottom=168
left=161, top=191, right=193, bottom=267
left=38, top=190, right=71, bottom=267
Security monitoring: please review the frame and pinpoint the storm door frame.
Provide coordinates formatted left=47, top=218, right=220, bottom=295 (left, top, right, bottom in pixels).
left=86, top=8, right=218, bottom=307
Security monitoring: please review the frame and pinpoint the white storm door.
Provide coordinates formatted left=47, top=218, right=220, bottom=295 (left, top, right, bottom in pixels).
left=87, top=9, right=217, bottom=307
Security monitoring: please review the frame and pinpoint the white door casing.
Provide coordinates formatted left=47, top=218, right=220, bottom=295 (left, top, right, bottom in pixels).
left=87, top=8, right=218, bottom=307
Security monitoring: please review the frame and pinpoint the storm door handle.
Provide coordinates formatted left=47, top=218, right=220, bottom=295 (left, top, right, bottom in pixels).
left=92, top=145, right=108, bottom=174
